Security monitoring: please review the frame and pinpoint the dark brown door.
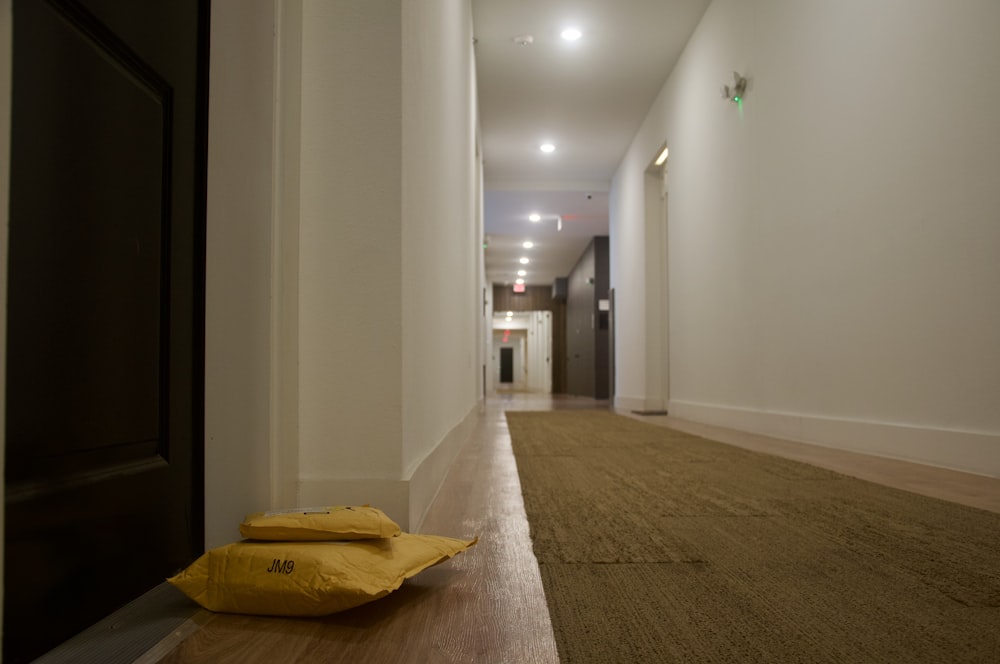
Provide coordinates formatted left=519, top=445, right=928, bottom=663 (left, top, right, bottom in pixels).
left=500, top=347, right=514, bottom=383
left=4, top=1, right=207, bottom=661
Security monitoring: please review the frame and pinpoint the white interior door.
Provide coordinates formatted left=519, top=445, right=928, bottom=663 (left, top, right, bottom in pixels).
left=526, top=311, right=552, bottom=393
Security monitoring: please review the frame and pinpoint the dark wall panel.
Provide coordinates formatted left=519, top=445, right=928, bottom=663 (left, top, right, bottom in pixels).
left=565, top=237, right=610, bottom=399
left=594, top=236, right=610, bottom=399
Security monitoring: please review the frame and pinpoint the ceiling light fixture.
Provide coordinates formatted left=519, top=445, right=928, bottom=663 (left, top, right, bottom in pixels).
left=519, top=257, right=530, bottom=264
left=523, top=241, right=534, bottom=249
left=561, top=27, right=582, bottom=41
left=539, top=143, right=555, bottom=153
left=517, top=270, right=527, bottom=277
left=527, top=213, right=563, bottom=231
left=515, top=278, right=525, bottom=285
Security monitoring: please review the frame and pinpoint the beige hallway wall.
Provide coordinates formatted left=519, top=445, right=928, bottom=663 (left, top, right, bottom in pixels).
left=205, top=0, right=483, bottom=545
left=612, top=0, right=1000, bottom=476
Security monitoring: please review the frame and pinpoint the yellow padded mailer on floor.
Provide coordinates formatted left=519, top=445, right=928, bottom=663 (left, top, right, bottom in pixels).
left=239, top=505, right=401, bottom=541
left=168, top=533, right=476, bottom=616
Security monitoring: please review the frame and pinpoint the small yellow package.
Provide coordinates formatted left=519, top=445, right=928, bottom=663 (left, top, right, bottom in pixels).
left=168, top=533, right=476, bottom=616
left=239, top=505, right=401, bottom=541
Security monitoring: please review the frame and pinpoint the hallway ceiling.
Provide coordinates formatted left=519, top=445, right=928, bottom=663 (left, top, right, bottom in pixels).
left=474, top=0, right=711, bottom=287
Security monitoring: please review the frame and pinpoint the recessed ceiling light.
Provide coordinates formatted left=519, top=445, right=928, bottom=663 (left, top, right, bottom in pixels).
left=507, top=311, right=514, bottom=317
left=561, top=27, right=582, bottom=41
left=540, top=143, right=555, bottom=153
left=529, top=213, right=541, bottom=222
left=517, top=270, right=527, bottom=277
left=523, top=241, right=534, bottom=249
left=515, top=278, right=525, bottom=285
left=519, top=257, right=530, bottom=264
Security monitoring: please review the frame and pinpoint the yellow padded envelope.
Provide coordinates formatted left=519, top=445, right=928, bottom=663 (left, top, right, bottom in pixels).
left=239, top=505, right=401, bottom=541
left=168, top=533, right=476, bottom=616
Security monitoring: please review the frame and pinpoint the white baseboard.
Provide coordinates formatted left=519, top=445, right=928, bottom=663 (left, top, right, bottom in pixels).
left=614, top=395, right=667, bottom=413
left=668, top=400, right=1000, bottom=479
left=296, top=402, right=482, bottom=532
left=406, top=402, right=481, bottom=531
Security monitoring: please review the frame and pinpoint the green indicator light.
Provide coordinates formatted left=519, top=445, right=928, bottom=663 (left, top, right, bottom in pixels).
left=733, top=96, right=741, bottom=103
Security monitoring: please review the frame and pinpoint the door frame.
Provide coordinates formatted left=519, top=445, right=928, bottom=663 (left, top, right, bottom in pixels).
left=643, top=142, right=670, bottom=412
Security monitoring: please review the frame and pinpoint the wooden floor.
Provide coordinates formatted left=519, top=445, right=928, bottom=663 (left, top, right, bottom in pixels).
left=144, top=394, right=1000, bottom=663
left=152, top=394, right=574, bottom=664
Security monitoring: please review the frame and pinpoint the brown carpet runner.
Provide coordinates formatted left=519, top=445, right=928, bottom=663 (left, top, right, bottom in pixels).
left=506, top=410, right=1000, bottom=663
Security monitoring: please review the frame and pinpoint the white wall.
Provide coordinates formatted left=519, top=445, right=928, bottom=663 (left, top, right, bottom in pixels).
left=205, top=0, right=482, bottom=541
left=612, top=0, right=1000, bottom=476
left=295, top=0, right=482, bottom=528
left=297, top=0, right=404, bottom=493
left=270, top=0, right=303, bottom=512
left=609, top=168, right=647, bottom=405
left=204, top=0, right=279, bottom=549
left=400, top=0, right=481, bottom=498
